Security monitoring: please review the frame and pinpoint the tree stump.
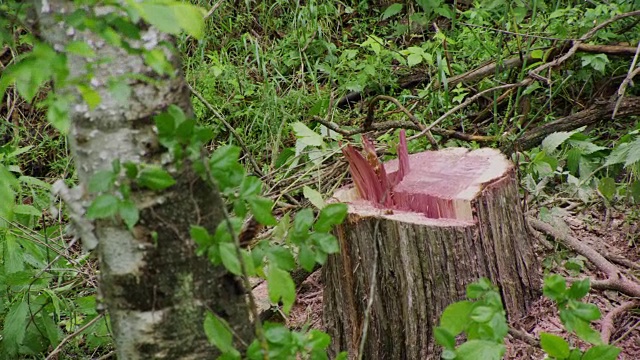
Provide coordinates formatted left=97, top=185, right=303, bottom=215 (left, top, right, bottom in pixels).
left=323, top=140, right=540, bottom=359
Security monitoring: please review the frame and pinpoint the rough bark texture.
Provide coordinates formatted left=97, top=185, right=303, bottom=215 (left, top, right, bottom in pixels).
left=36, top=2, right=252, bottom=358
left=324, top=148, right=539, bottom=359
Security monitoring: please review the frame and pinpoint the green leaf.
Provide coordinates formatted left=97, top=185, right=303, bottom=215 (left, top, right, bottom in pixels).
left=139, top=2, right=205, bottom=39
left=470, top=306, right=495, bottom=323
left=210, top=145, right=241, bottom=170
left=382, top=3, right=403, bottom=20
left=138, top=167, right=176, bottom=190
left=291, top=121, right=324, bottom=147
left=3, top=300, right=29, bottom=357
left=289, top=208, right=314, bottom=244
left=303, top=186, right=325, bottom=209
left=240, top=176, right=262, bottom=198
left=89, top=170, right=116, bottom=193
left=47, top=96, right=71, bottom=134
left=455, top=340, right=505, bottom=360
left=631, top=180, right=640, bottom=203
left=173, top=4, right=205, bottom=39
left=566, top=148, right=582, bottom=176
left=264, top=323, right=291, bottom=344
left=605, top=142, right=630, bottom=166
left=246, top=196, right=276, bottom=226
left=108, top=79, right=131, bottom=104
left=267, top=246, right=295, bottom=271
left=65, top=41, right=96, bottom=57
left=219, top=242, right=242, bottom=275
left=315, top=203, right=347, bottom=233
left=598, top=177, right=616, bottom=201
left=119, top=200, right=139, bottom=230
left=13, top=204, right=41, bottom=217
left=624, top=137, right=640, bottom=167
left=439, top=300, right=473, bottom=335
left=190, top=225, right=212, bottom=247
left=540, top=332, right=570, bottom=359
left=307, top=329, right=331, bottom=350
left=138, top=3, right=180, bottom=35
left=567, top=278, right=590, bottom=300
left=542, top=127, right=586, bottom=154
left=267, top=266, right=296, bottom=314
left=203, top=312, right=238, bottom=355
left=571, top=302, right=601, bottom=322
left=155, top=111, right=176, bottom=137
left=434, top=327, right=456, bottom=349
left=76, top=296, right=98, bottom=316
left=144, top=48, right=173, bottom=75
left=466, top=278, right=493, bottom=299
left=86, top=194, right=119, bottom=219
left=407, top=53, right=423, bottom=67
left=570, top=318, right=603, bottom=345
left=581, top=53, right=609, bottom=73
left=298, top=244, right=316, bottom=272
left=582, top=345, right=621, bottom=360
left=543, top=274, right=567, bottom=301
left=4, top=233, right=24, bottom=273
left=311, top=232, right=340, bottom=254
left=531, top=49, right=544, bottom=59
left=77, top=84, right=101, bottom=110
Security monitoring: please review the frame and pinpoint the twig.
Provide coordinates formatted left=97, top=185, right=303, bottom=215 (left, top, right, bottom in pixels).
left=529, top=10, right=640, bottom=80
left=601, top=300, right=639, bottom=344
left=508, top=327, right=539, bottom=347
left=612, top=318, right=640, bottom=345
left=408, top=82, right=527, bottom=141
left=45, top=313, right=105, bottom=360
left=202, top=157, right=268, bottom=357
left=188, top=83, right=263, bottom=178
left=189, top=84, right=300, bottom=206
left=528, top=217, right=640, bottom=298
left=612, top=40, right=640, bottom=118
left=366, top=95, right=438, bottom=148
left=313, top=117, right=496, bottom=143
left=204, top=0, right=225, bottom=19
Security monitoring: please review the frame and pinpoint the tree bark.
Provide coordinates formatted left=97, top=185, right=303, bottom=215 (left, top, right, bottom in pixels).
left=35, top=2, right=252, bottom=358
left=324, top=147, right=540, bottom=359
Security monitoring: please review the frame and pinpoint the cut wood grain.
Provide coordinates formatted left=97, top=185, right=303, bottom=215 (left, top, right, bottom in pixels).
left=324, top=143, right=540, bottom=359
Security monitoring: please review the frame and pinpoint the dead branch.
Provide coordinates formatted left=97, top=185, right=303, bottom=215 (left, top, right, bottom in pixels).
left=613, top=41, right=640, bottom=118
left=409, top=82, right=527, bottom=141
left=530, top=10, right=640, bottom=81
left=365, top=95, right=438, bottom=149
left=509, top=96, right=640, bottom=152
left=508, top=327, right=539, bottom=347
left=313, top=116, right=497, bottom=143
left=577, top=43, right=640, bottom=56
left=528, top=217, right=640, bottom=298
left=188, top=84, right=263, bottom=177
left=601, top=300, right=639, bottom=344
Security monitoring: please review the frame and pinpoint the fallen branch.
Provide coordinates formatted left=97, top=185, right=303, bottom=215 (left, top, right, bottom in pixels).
left=613, top=41, right=640, bottom=118
left=601, top=300, right=639, bottom=344
left=528, top=217, right=640, bottom=298
left=313, top=117, right=497, bottom=143
left=508, top=96, right=640, bottom=152
left=365, top=95, right=438, bottom=149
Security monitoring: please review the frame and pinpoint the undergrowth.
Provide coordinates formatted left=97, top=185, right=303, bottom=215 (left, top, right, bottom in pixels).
left=1, top=0, right=639, bottom=358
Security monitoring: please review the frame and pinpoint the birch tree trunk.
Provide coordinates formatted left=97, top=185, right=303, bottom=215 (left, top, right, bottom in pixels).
left=35, top=2, right=252, bottom=358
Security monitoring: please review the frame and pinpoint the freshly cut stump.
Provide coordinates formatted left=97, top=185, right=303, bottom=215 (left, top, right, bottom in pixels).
left=323, top=147, right=540, bottom=359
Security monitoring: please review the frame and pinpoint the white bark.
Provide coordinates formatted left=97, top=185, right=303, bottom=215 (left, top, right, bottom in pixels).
left=36, top=1, right=252, bottom=358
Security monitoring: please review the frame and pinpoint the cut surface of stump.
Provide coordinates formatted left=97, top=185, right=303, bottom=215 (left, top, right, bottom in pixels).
left=324, top=135, right=540, bottom=359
